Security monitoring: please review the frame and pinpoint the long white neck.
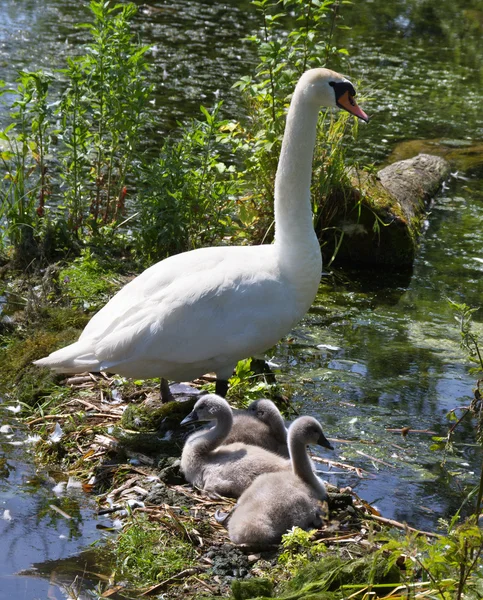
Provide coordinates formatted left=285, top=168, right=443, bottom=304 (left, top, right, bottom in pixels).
left=274, top=83, right=320, bottom=247
left=289, top=437, right=328, bottom=500
left=273, top=82, right=322, bottom=301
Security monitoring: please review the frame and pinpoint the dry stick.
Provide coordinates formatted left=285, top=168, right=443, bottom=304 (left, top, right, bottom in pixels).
left=311, top=455, right=371, bottom=476
left=192, top=576, right=218, bottom=594
left=26, top=414, right=66, bottom=425
left=386, top=428, right=437, bottom=435
left=139, top=567, right=202, bottom=596
left=367, top=513, right=439, bottom=538
left=355, top=450, right=395, bottom=468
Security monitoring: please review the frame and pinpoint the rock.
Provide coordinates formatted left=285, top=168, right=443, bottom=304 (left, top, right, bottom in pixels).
left=320, top=153, right=450, bottom=268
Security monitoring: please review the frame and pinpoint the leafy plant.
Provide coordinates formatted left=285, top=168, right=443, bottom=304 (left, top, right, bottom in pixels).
left=230, top=0, right=357, bottom=243
left=227, top=357, right=279, bottom=404
left=0, top=71, right=55, bottom=263
left=58, top=1, right=153, bottom=232
left=0, top=1, right=152, bottom=264
left=134, top=102, right=241, bottom=262
left=278, top=526, right=327, bottom=573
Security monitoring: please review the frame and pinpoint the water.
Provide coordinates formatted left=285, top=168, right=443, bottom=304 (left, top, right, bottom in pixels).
left=1, top=0, right=483, bottom=595
left=0, top=411, right=119, bottom=599
left=279, top=173, right=483, bottom=530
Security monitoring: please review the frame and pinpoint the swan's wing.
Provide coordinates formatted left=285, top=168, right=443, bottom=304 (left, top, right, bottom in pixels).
left=93, top=260, right=295, bottom=369
left=80, top=246, right=231, bottom=340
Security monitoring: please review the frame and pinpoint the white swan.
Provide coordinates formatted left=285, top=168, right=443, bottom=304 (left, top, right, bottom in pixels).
left=224, top=398, right=289, bottom=456
left=180, top=394, right=290, bottom=498
left=34, top=69, right=368, bottom=398
left=225, top=416, right=333, bottom=545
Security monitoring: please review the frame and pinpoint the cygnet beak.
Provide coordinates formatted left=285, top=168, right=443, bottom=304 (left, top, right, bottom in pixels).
left=337, top=90, right=369, bottom=122
left=180, top=410, right=199, bottom=426
left=318, top=431, right=334, bottom=450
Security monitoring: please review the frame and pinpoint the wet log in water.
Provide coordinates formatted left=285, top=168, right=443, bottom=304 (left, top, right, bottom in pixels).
left=320, top=153, right=451, bottom=268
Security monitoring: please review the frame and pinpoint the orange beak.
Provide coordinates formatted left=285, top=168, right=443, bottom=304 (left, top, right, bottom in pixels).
left=337, top=90, right=369, bottom=122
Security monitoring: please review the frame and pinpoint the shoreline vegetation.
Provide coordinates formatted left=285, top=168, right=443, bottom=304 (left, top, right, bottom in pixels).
left=1, top=1, right=483, bottom=598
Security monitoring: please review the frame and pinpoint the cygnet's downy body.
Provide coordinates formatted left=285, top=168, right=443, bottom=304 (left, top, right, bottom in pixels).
left=224, top=398, right=289, bottom=457
left=180, top=394, right=290, bottom=498
left=226, top=416, right=333, bottom=545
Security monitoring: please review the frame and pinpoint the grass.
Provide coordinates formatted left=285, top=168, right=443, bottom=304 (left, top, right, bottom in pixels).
left=109, top=512, right=198, bottom=588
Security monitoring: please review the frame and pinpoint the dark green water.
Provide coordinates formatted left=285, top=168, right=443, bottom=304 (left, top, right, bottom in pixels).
left=1, top=0, right=483, bottom=596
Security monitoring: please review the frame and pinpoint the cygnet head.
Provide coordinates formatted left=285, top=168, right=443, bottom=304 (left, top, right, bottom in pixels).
left=298, top=68, right=368, bottom=122
left=180, top=394, right=228, bottom=426
left=246, top=398, right=280, bottom=423
left=288, top=415, right=333, bottom=450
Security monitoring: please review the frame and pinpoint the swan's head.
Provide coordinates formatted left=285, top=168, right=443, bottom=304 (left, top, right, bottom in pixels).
left=246, top=398, right=281, bottom=423
left=288, top=415, right=333, bottom=450
left=180, top=393, right=229, bottom=425
left=299, top=68, right=368, bottom=122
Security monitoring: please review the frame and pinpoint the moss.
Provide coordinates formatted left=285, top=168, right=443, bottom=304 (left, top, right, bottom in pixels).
left=0, top=327, right=81, bottom=405
left=58, top=249, right=120, bottom=310
left=120, top=397, right=197, bottom=432
left=232, top=578, right=274, bottom=600
left=319, top=178, right=418, bottom=268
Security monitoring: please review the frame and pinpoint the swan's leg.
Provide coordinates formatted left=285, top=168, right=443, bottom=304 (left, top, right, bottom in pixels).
left=160, top=377, right=174, bottom=403
left=215, top=378, right=229, bottom=397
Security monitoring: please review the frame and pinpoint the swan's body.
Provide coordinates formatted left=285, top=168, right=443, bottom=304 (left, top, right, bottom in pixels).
left=226, top=416, right=333, bottom=545
left=225, top=399, right=289, bottom=456
left=34, top=69, right=367, bottom=392
left=180, top=394, right=289, bottom=498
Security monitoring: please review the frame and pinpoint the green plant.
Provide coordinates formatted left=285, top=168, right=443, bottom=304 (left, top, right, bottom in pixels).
left=230, top=0, right=357, bottom=243
left=278, top=526, right=327, bottom=573
left=112, top=512, right=197, bottom=586
left=227, top=357, right=279, bottom=404
left=134, top=102, right=241, bottom=262
left=59, top=1, right=153, bottom=232
left=374, top=520, right=483, bottom=600
left=0, top=71, right=55, bottom=264
left=0, top=1, right=152, bottom=264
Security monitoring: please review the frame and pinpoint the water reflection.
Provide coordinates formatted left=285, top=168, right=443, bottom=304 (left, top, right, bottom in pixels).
left=0, top=410, right=110, bottom=599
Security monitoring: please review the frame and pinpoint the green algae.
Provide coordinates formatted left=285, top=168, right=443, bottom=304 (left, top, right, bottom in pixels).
left=0, top=319, right=83, bottom=405
left=232, top=578, right=274, bottom=600
left=319, top=176, right=420, bottom=268
left=387, top=139, right=483, bottom=173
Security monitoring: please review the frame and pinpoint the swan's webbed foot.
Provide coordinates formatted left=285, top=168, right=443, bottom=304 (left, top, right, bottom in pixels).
left=215, top=378, right=229, bottom=397
left=160, top=378, right=175, bottom=403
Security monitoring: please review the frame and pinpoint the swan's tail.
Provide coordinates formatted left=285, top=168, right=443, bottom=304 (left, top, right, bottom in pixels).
left=33, top=340, right=101, bottom=374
